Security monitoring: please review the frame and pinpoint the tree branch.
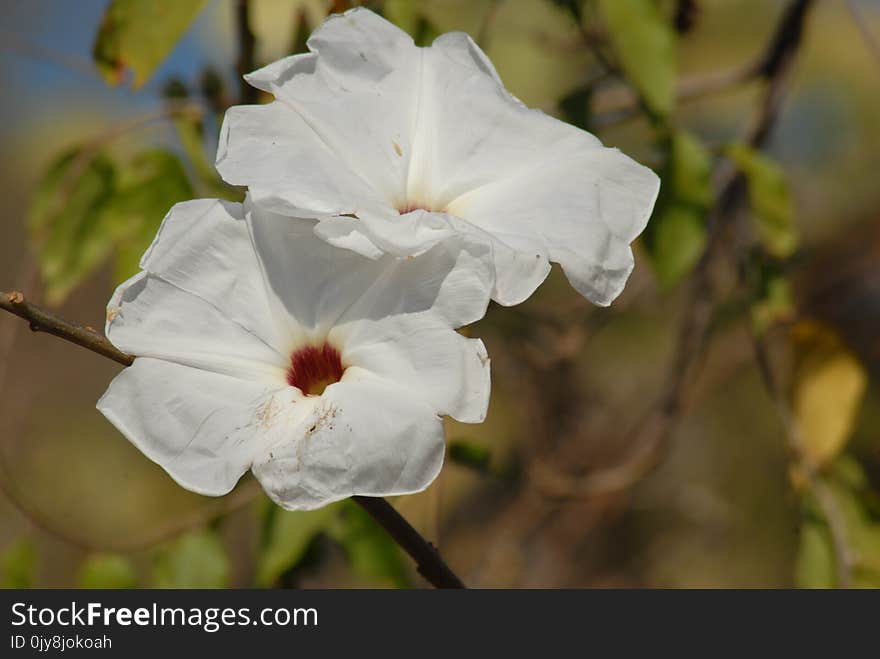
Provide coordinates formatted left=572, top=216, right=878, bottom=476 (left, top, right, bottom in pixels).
left=592, top=0, right=813, bottom=127
left=531, top=0, right=815, bottom=500
left=0, top=291, right=132, bottom=366
left=0, top=289, right=465, bottom=588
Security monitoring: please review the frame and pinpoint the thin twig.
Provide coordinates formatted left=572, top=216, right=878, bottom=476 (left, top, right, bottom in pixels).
left=0, top=28, right=98, bottom=79
left=0, top=261, right=39, bottom=391
left=0, top=291, right=465, bottom=588
left=236, top=0, right=258, bottom=105
left=0, top=291, right=132, bottom=366
left=751, top=334, right=854, bottom=587
left=577, top=4, right=617, bottom=76
left=592, top=64, right=755, bottom=127
left=592, top=0, right=813, bottom=127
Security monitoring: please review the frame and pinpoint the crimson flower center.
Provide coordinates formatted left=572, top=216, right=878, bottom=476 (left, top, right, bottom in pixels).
left=286, top=343, right=345, bottom=396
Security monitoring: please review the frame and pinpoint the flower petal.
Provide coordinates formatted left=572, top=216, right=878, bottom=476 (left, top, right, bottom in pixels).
left=451, top=147, right=659, bottom=305
left=227, top=10, right=657, bottom=305
left=216, top=102, right=386, bottom=219
left=342, top=329, right=490, bottom=423
left=252, top=374, right=445, bottom=510
left=417, top=31, right=659, bottom=305
left=316, top=208, right=455, bottom=260
left=98, top=358, right=298, bottom=496
left=448, top=218, right=552, bottom=306
left=246, top=201, right=492, bottom=337
left=106, top=199, right=287, bottom=382
left=107, top=273, right=285, bottom=382
left=135, top=198, right=288, bottom=352
left=260, top=8, right=419, bottom=207
left=219, top=9, right=423, bottom=219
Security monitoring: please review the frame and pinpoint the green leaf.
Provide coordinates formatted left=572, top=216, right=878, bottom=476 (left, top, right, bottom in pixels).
left=28, top=148, right=117, bottom=305
left=93, top=0, right=209, bottom=88
left=329, top=502, right=410, bottom=588
left=29, top=147, right=194, bottom=302
left=648, top=204, right=706, bottom=289
left=448, top=438, right=492, bottom=473
left=172, top=115, right=241, bottom=202
left=153, top=529, right=229, bottom=589
left=795, top=517, right=835, bottom=588
left=384, top=0, right=418, bottom=35
left=1, top=536, right=37, bottom=588
left=256, top=504, right=340, bottom=587
left=790, top=322, right=867, bottom=468
left=173, top=115, right=215, bottom=186
left=796, top=458, right=880, bottom=588
left=668, top=131, right=712, bottom=208
left=644, top=131, right=711, bottom=287
left=751, top=272, right=795, bottom=335
left=598, top=0, right=676, bottom=117
left=77, top=554, right=137, bottom=589
left=100, top=149, right=194, bottom=283
left=726, top=143, right=797, bottom=258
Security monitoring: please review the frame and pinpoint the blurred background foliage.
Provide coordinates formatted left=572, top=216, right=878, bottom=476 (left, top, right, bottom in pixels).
left=1, top=0, right=879, bottom=588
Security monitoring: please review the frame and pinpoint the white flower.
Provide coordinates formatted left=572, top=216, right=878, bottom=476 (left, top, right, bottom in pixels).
left=216, top=7, right=660, bottom=307
left=97, top=197, right=492, bottom=510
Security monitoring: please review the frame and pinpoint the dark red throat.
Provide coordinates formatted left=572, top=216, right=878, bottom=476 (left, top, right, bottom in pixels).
left=287, top=344, right=345, bottom=396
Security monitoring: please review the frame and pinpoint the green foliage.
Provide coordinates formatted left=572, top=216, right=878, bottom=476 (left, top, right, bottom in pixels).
left=29, top=148, right=118, bottom=305
left=559, top=85, right=592, bottom=131
left=598, top=0, right=676, bottom=117
left=644, top=131, right=712, bottom=288
left=796, top=458, right=880, bottom=588
left=726, top=143, right=798, bottom=258
left=93, top=0, right=209, bottom=88
left=795, top=516, right=836, bottom=588
left=329, top=502, right=410, bottom=588
left=172, top=114, right=241, bottom=203
left=1, top=537, right=37, bottom=588
left=751, top=274, right=795, bottom=336
left=257, top=499, right=422, bottom=588
left=256, top=503, right=340, bottom=587
left=153, top=529, right=230, bottom=589
left=379, top=1, right=443, bottom=46
left=384, top=0, right=419, bottom=35
left=103, top=149, right=194, bottom=282
left=77, top=554, right=138, bottom=589
left=448, top=438, right=492, bottom=473
left=29, top=147, right=193, bottom=303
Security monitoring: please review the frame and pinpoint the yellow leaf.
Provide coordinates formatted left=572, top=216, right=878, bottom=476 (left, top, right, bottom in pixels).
left=791, top=322, right=867, bottom=467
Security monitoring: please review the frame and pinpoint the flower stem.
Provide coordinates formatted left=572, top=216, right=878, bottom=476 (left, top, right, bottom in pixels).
left=352, top=496, right=465, bottom=589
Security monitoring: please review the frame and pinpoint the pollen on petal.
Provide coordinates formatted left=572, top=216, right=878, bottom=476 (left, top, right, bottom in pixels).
left=287, top=343, right=345, bottom=396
